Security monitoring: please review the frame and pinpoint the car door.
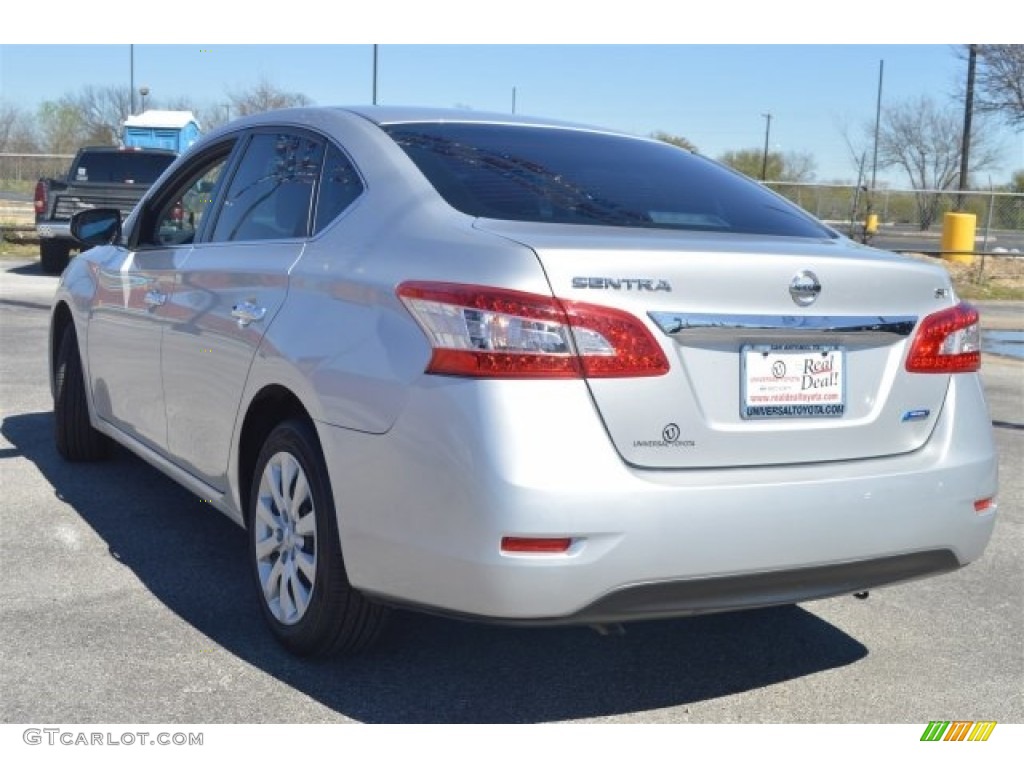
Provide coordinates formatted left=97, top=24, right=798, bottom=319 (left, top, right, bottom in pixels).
left=161, top=130, right=326, bottom=490
left=85, top=145, right=234, bottom=452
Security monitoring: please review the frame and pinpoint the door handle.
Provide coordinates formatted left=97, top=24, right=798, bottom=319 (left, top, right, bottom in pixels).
left=144, top=290, right=166, bottom=308
left=231, top=301, right=267, bottom=328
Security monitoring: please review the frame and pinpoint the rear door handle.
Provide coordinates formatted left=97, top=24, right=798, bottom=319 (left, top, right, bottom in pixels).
left=231, top=301, right=267, bottom=328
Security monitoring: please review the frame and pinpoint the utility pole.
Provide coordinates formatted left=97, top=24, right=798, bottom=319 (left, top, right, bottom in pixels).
left=512, top=86, right=517, bottom=115
left=957, top=44, right=978, bottom=211
left=760, top=112, right=772, bottom=181
left=130, top=45, right=135, bottom=115
left=870, top=59, right=884, bottom=193
left=372, top=45, right=379, bottom=105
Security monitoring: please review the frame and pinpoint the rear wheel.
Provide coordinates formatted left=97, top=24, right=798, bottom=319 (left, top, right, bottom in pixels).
left=54, top=324, right=112, bottom=461
left=248, top=419, right=388, bottom=657
left=40, top=240, right=71, bottom=275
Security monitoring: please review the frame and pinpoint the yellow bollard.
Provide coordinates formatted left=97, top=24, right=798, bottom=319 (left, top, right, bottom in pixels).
left=865, top=214, right=879, bottom=235
left=941, top=212, right=976, bottom=264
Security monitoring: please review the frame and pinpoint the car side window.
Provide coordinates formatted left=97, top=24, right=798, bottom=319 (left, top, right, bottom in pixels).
left=313, top=143, right=364, bottom=234
left=210, top=132, right=325, bottom=243
left=145, top=151, right=231, bottom=247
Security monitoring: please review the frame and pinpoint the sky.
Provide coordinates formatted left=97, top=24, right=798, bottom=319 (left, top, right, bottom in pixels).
left=2, top=10, right=1023, bottom=188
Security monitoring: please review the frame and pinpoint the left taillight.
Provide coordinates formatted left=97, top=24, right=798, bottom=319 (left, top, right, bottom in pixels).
left=33, top=180, right=47, bottom=214
left=905, top=302, right=981, bottom=373
left=396, top=282, right=669, bottom=379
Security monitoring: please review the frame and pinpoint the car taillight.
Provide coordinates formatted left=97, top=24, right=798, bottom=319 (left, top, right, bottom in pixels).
left=397, top=282, right=669, bottom=379
left=905, top=302, right=981, bottom=373
left=33, top=181, right=47, bottom=214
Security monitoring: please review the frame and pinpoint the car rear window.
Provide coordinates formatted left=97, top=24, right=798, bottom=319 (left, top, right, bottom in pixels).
left=383, top=123, right=835, bottom=239
left=72, top=151, right=176, bottom=184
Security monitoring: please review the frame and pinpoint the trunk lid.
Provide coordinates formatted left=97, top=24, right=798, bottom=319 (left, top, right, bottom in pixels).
left=478, top=221, right=956, bottom=469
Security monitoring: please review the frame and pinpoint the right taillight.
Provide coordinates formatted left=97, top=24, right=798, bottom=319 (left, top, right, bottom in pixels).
left=905, top=302, right=981, bottom=373
left=396, top=282, right=669, bottom=379
left=33, top=180, right=47, bottom=215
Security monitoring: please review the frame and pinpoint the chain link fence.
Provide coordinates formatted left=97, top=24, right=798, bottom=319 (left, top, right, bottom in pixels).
left=765, top=182, right=1024, bottom=250
left=0, top=153, right=74, bottom=190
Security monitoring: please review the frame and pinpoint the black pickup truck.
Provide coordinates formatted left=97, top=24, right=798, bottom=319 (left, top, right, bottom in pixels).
left=34, top=146, right=178, bottom=273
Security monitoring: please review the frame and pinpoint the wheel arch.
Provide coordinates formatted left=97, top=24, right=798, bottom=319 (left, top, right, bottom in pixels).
left=49, top=301, right=75, bottom=399
left=237, top=384, right=320, bottom=521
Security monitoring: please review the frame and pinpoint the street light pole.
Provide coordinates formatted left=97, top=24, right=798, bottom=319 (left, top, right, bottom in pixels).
left=760, top=112, right=772, bottom=181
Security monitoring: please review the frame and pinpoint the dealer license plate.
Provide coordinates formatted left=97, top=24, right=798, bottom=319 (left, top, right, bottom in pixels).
left=741, top=345, right=846, bottom=419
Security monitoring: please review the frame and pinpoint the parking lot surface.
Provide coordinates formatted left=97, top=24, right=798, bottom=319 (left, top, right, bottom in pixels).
left=1, top=257, right=1021, bottom=724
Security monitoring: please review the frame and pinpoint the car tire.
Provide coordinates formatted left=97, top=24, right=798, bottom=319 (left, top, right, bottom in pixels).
left=40, top=240, right=71, bottom=275
left=54, top=324, right=113, bottom=461
left=248, top=419, right=388, bottom=657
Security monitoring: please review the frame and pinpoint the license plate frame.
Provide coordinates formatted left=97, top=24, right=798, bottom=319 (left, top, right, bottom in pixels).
left=740, top=344, right=846, bottom=419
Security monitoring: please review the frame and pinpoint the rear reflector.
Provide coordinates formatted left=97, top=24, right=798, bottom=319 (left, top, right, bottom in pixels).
left=905, top=302, right=981, bottom=373
left=974, top=497, right=996, bottom=514
left=397, top=282, right=669, bottom=379
left=501, top=537, right=573, bottom=554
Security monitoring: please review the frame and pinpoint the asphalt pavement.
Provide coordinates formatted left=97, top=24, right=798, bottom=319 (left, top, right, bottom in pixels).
left=0, top=257, right=1021, bottom=724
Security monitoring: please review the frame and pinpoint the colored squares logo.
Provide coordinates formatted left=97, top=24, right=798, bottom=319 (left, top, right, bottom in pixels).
left=921, top=721, right=997, bottom=742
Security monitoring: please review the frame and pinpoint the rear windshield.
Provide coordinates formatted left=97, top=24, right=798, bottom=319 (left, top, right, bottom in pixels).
left=383, top=123, right=835, bottom=239
left=71, top=151, right=176, bottom=185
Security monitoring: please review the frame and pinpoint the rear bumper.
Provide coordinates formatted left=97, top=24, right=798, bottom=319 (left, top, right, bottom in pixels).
left=317, top=373, right=998, bottom=623
left=36, top=222, right=71, bottom=239
left=383, top=550, right=961, bottom=626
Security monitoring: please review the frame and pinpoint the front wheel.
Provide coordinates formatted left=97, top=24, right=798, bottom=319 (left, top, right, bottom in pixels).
left=40, top=240, right=71, bottom=275
left=248, top=419, right=388, bottom=657
left=54, top=324, right=112, bottom=461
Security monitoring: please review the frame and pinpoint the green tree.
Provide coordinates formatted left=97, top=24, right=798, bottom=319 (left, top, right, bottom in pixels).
left=0, top=102, right=38, bottom=152
left=651, top=131, right=697, bottom=152
left=717, top=148, right=816, bottom=182
left=37, top=101, right=88, bottom=154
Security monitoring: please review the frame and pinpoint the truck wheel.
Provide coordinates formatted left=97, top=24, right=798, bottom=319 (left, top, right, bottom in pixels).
left=40, top=241, right=71, bottom=275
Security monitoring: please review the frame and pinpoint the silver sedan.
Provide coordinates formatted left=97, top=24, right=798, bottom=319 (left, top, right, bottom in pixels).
left=51, top=107, right=998, bottom=657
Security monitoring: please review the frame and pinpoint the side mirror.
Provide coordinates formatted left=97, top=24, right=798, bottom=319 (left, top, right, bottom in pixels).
left=71, top=208, right=122, bottom=246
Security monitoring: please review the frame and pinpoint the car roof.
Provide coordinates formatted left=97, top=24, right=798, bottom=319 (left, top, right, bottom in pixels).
left=223, top=105, right=636, bottom=138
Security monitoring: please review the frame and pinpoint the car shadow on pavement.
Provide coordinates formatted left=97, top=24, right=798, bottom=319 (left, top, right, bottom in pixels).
left=4, top=411, right=868, bottom=723
left=5, top=260, right=46, bottom=277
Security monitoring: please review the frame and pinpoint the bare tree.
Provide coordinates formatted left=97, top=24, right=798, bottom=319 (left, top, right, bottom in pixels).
left=228, top=77, right=312, bottom=118
left=964, top=45, right=1024, bottom=131
left=877, top=95, right=1001, bottom=229
left=62, top=85, right=134, bottom=145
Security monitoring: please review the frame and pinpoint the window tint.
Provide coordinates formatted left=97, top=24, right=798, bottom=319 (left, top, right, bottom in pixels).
left=314, top=143, right=364, bottom=234
left=146, top=150, right=231, bottom=247
left=383, top=124, right=835, bottom=239
left=211, top=132, right=325, bottom=242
